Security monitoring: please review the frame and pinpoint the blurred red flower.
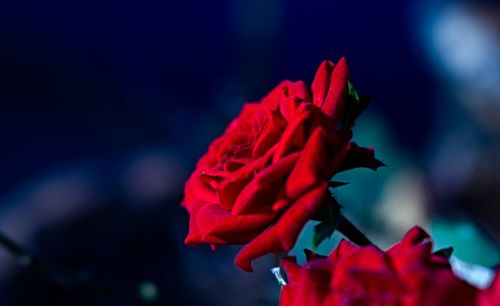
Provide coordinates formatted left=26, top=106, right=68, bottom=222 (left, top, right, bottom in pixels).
left=280, top=227, right=477, bottom=306
left=183, top=58, right=382, bottom=272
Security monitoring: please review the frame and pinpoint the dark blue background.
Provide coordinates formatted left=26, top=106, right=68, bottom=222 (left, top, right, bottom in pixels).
left=0, top=1, right=442, bottom=305
left=0, top=0, right=434, bottom=196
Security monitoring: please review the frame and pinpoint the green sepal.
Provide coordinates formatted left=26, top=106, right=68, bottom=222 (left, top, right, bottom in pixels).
left=312, top=198, right=341, bottom=250
left=348, top=81, right=360, bottom=102
left=433, top=247, right=454, bottom=259
left=342, top=81, right=369, bottom=128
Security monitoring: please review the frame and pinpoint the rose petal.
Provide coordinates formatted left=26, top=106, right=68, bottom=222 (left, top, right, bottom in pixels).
left=281, top=257, right=300, bottom=281
left=218, top=145, right=277, bottom=210
left=184, top=202, right=204, bottom=245
left=311, top=60, right=334, bottom=108
left=185, top=171, right=218, bottom=205
left=261, top=80, right=293, bottom=114
left=399, top=226, right=432, bottom=248
left=322, top=142, right=351, bottom=179
left=280, top=81, right=311, bottom=121
left=392, top=243, right=436, bottom=290
left=387, top=226, right=431, bottom=257
left=252, top=116, right=287, bottom=159
left=287, top=80, right=311, bottom=101
left=333, top=270, right=404, bottom=299
left=335, top=245, right=389, bottom=276
left=280, top=257, right=332, bottom=306
left=217, top=164, right=255, bottom=211
left=321, top=57, right=350, bottom=121
left=286, top=128, right=328, bottom=200
left=328, top=239, right=358, bottom=261
left=232, top=152, right=301, bottom=215
left=197, top=203, right=277, bottom=244
left=223, top=158, right=251, bottom=173
left=235, top=183, right=328, bottom=272
left=273, top=104, right=313, bottom=162
left=295, top=263, right=331, bottom=305
left=419, top=270, right=477, bottom=306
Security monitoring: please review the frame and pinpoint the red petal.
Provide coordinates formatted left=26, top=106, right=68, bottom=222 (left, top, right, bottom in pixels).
left=281, top=257, right=300, bottom=281
left=261, top=80, right=293, bottom=114
left=235, top=183, right=328, bottom=272
left=274, top=104, right=313, bottom=162
left=286, top=258, right=332, bottom=305
left=280, top=81, right=311, bottom=121
left=419, top=270, right=477, bottom=306
left=321, top=57, right=350, bottom=120
left=322, top=142, right=351, bottom=179
left=311, top=60, right=334, bottom=108
left=330, top=246, right=400, bottom=295
left=335, top=245, right=389, bottom=275
left=328, top=239, right=358, bottom=261
left=185, top=171, right=218, bottom=205
left=218, top=145, right=277, bottom=210
left=387, top=226, right=431, bottom=256
left=286, top=127, right=328, bottom=200
left=278, top=285, right=297, bottom=306
left=184, top=202, right=204, bottom=245
left=288, top=80, right=310, bottom=101
left=252, top=116, right=286, bottom=159
left=223, top=158, right=251, bottom=173
left=400, top=226, right=431, bottom=248
left=217, top=164, right=255, bottom=211
left=393, top=243, right=435, bottom=290
left=197, top=203, right=276, bottom=244
left=232, top=152, right=300, bottom=215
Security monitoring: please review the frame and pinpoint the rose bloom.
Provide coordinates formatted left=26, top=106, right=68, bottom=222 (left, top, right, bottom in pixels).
left=183, top=58, right=382, bottom=272
left=280, top=227, right=478, bottom=306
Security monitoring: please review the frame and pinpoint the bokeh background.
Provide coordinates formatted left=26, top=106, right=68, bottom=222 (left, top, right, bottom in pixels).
left=0, top=0, right=499, bottom=305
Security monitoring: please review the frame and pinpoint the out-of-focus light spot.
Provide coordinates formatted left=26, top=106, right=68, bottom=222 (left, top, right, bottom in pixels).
left=450, top=256, right=495, bottom=289
left=138, top=281, right=158, bottom=302
left=432, top=6, right=494, bottom=79
left=375, top=168, right=428, bottom=240
left=122, top=151, right=186, bottom=204
left=428, top=4, right=500, bottom=103
left=16, top=255, right=32, bottom=267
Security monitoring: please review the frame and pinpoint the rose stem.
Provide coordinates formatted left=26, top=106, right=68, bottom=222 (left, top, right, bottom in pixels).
left=337, top=214, right=373, bottom=246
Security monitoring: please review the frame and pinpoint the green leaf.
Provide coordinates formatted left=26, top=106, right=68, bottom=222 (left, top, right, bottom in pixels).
left=348, top=81, right=360, bottom=102
left=312, top=198, right=341, bottom=250
left=342, top=81, right=367, bottom=128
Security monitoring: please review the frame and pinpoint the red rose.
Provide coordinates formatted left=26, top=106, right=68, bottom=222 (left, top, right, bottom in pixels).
left=280, top=227, right=477, bottom=306
left=183, top=58, right=381, bottom=272
left=478, top=270, right=500, bottom=306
